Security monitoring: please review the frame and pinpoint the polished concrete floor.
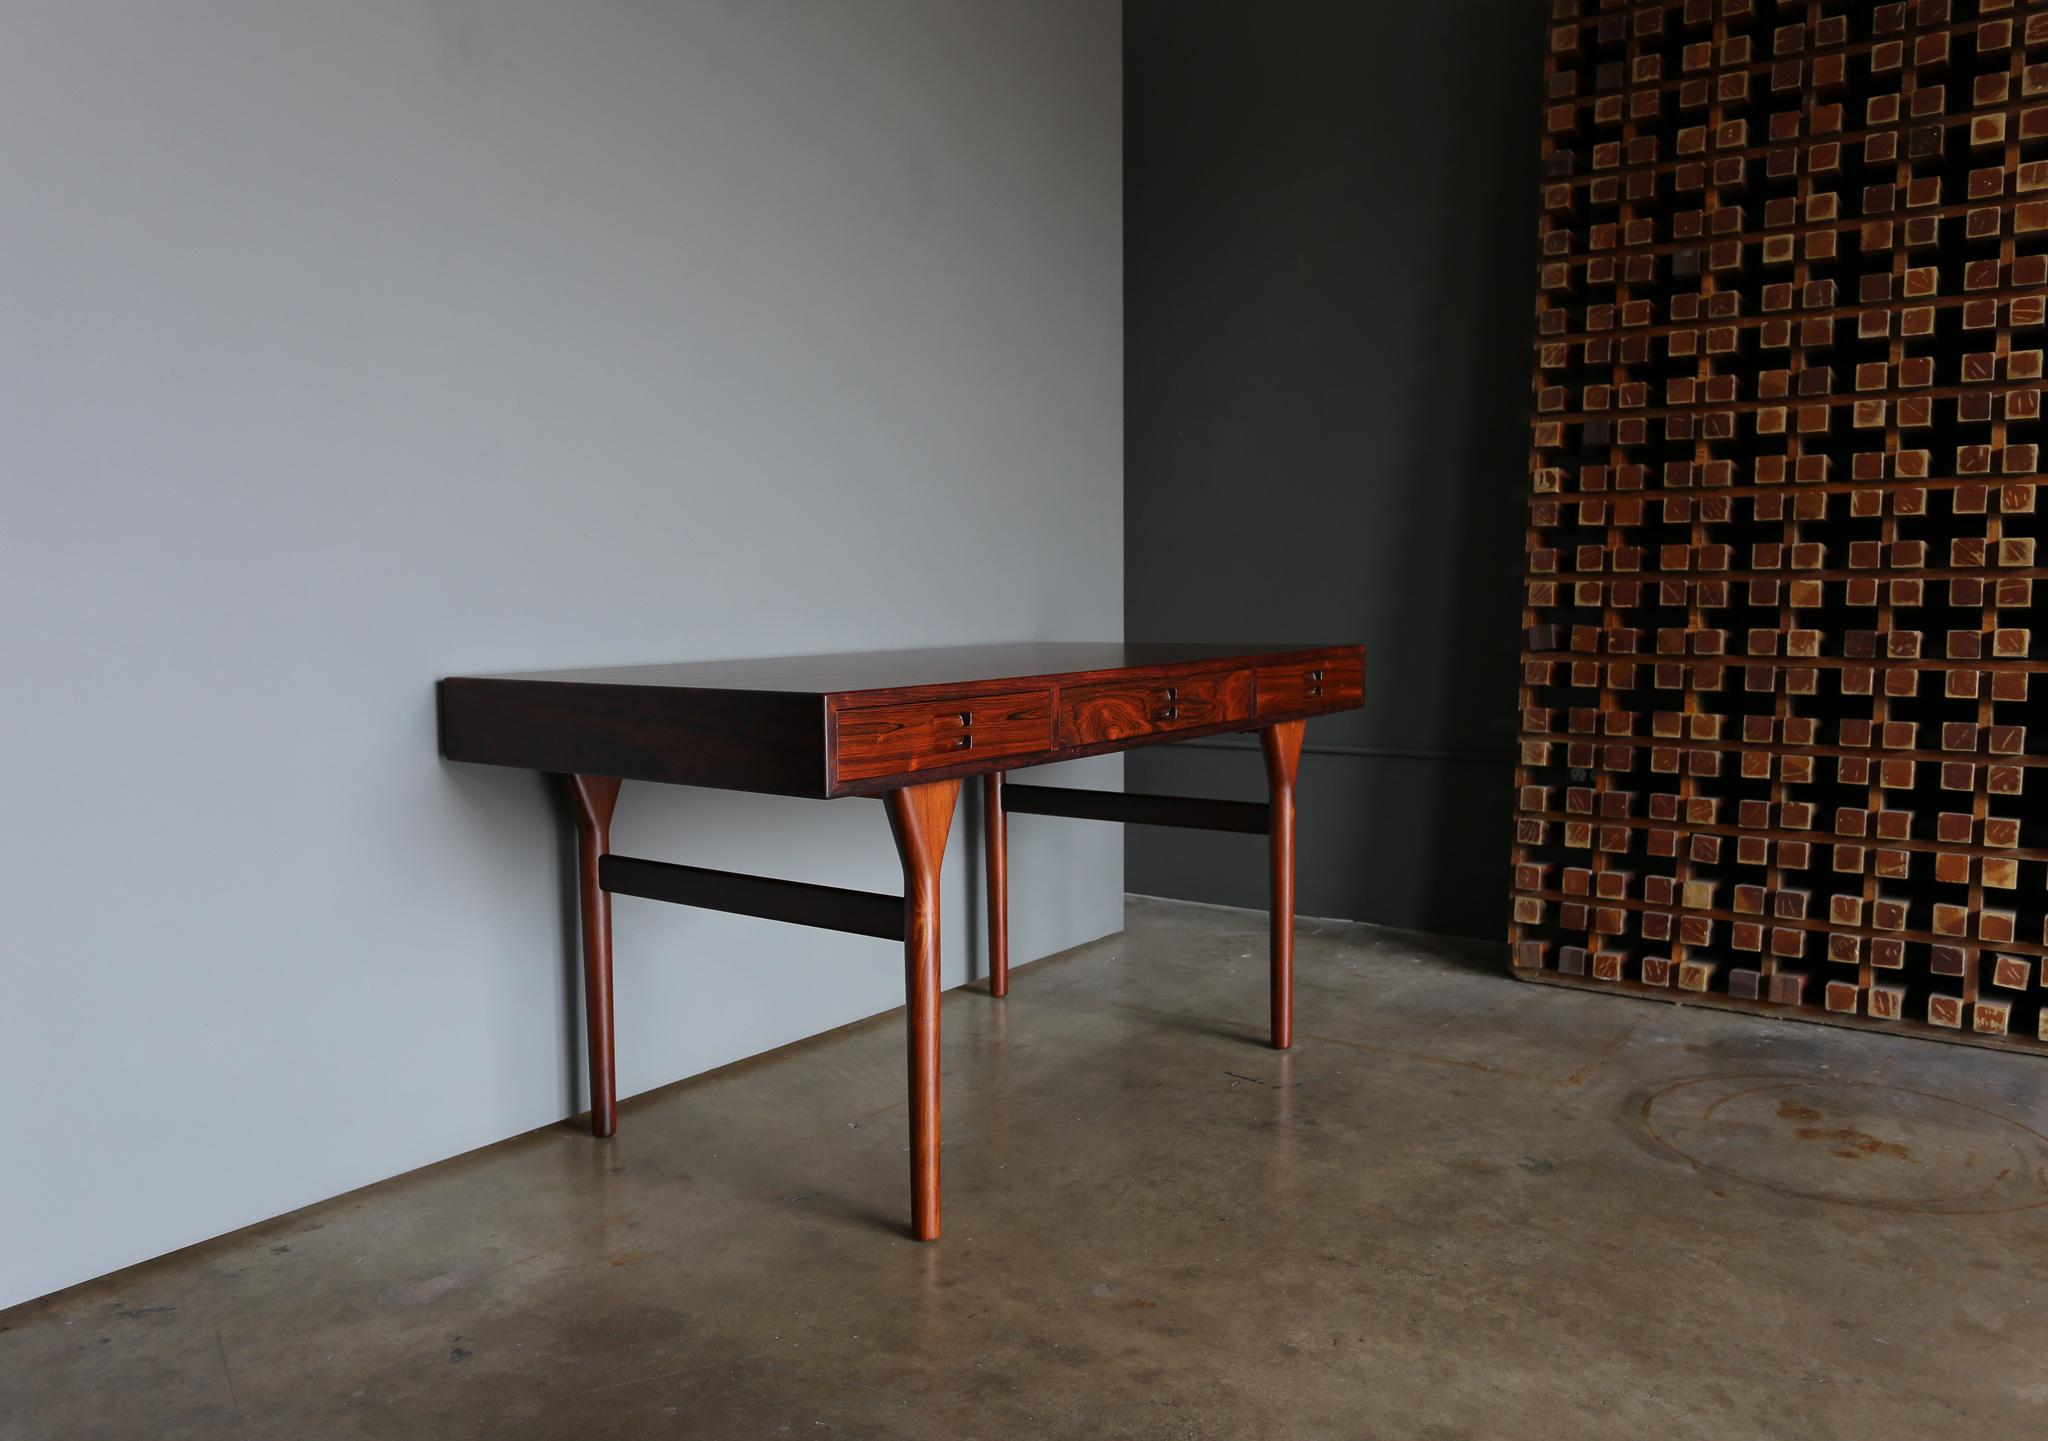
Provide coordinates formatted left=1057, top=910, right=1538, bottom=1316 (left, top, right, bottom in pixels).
left=6, top=897, right=2048, bottom=1440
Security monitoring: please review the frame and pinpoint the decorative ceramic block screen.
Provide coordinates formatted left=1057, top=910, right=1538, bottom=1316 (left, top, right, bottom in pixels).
left=1511, top=0, right=2048, bottom=1052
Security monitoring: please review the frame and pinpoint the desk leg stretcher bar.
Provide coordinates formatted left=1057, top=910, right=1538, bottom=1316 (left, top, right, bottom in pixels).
left=982, top=718, right=1306, bottom=1047
left=562, top=771, right=961, bottom=1240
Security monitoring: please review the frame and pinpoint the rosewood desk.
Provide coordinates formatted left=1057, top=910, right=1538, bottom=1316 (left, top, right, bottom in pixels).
left=440, top=642, right=1365, bottom=1240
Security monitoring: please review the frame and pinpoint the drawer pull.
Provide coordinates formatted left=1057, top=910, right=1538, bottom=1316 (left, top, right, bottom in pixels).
left=959, top=712, right=973, bottom=725
left=1308, top=669, right=1325, bottom=681
left=1162, top=704, right=1179, bottom=721
left=957, top=735, right=974, bottom=749
left=1164, top=686, right=1178, bottom=701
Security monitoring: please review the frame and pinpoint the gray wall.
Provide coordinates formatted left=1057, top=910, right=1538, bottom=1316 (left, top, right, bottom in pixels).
left=1122, top=0, right=1539, bottom=938
left=0, top=0, right=1122, bottom=1309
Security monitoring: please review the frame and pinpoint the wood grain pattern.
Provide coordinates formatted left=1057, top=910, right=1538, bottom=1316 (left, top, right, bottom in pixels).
left=1058, top=667, right=1253, bottom=747
left=1512, top=0, right=2048, bottom=1055
left=1255, top=656, right=1364, bottom=715
left=836, top=690, right=1051, bottom=781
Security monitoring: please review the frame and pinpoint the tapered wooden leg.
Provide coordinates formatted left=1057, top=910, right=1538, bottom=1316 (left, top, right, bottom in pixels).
left=563, top=774, right=623, bottom=1137
left=1260, top=722, right=1305, bottom=1050
left=886, top=778, right=960, bottom=1242
left=983, top=772, right=1009, bottom=997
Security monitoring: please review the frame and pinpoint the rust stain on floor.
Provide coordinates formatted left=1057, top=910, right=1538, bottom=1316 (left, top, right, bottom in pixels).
left=1564, top=1025, right=1637, bottom=1088
left=1794, top=1127, right=1913, bottom=1163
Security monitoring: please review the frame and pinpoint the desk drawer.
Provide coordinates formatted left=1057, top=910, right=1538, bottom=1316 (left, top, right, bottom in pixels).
left=835, top=690, right=1052, bottom=781
left=1257, top=656, right=1363, bottom=713
left=1057, top=668, right=1254, bottom=747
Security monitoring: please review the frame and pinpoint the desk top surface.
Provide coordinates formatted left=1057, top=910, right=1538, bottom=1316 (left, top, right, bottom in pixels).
left=455, top=642, right=1352, bottom=696
left=442, top=641, right=1365, bottom=798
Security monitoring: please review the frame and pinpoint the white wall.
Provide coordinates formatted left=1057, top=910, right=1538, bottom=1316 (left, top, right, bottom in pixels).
left=0, top=0, right=1122, bottom=1309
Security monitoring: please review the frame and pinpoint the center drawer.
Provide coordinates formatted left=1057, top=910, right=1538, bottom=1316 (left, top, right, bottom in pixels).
left=834, top=689, right=1052, bottom=781
left=1057, top=668, right=1254, bottom=747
